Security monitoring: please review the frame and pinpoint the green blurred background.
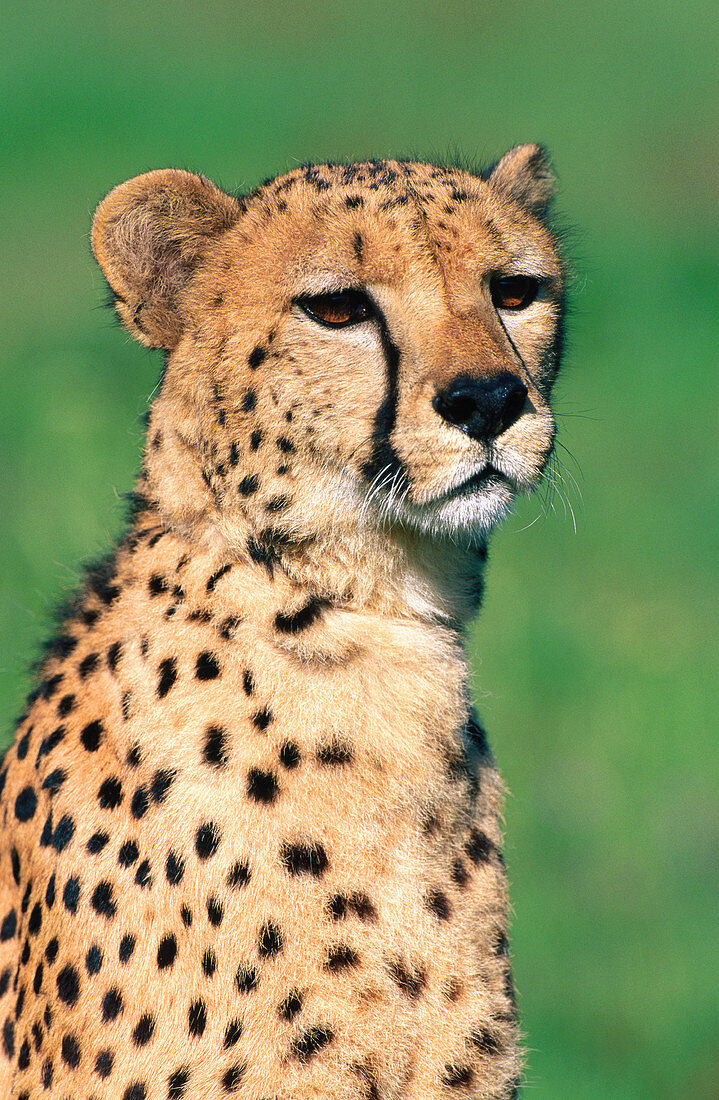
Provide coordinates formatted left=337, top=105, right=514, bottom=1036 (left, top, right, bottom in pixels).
left=2, top=2, right=717, bottom=1095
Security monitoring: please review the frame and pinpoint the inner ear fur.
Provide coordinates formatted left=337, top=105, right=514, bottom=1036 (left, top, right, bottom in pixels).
left=486, top=143, right=556, bottom=219
left=92, top=169, right=240, bottom=348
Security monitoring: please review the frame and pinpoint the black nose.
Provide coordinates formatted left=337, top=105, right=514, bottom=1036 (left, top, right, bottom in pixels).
left=432, top=372, right=528, bottom=442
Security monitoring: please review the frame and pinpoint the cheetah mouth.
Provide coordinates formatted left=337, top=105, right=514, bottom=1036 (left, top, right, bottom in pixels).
left=442, top=464, right=509, bottom=499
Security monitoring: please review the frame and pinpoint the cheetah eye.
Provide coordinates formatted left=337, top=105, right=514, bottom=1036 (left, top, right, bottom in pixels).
left=297, top=290, right=374, bottom=328
left=490, top=275, right=539, bottom=312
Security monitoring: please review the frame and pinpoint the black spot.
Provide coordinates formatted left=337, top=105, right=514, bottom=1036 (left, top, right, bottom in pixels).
left=81, top=719, right=103, bottom=752
left=279, top=741, right=300, bottom=769
left=276, top=435, right=294, bottom=454
left=33, top=960, right=43, bottom=993
left=470, top=1026, right=502, bottom=1053
left=247, top=767, right=279, bottom=803
left=107, top=641, right=122, bottom=672
left=222, top=1063, right=245, bottom=1091
left=151, top=767, right=176, bottom=804
left=209, top=616, right=237, bottom=644
left=41, top=1057, right=53, bottom=1087
left=61, top=1032, right=81, bottom=1068
left=241, top=388, right=257, bottom=412
left=258, top=920, right=283, bottom=958
left=86, top=944, right=103, bottom=975
left=203, top=725, right=229, bottom=769
left=132, top=1013, right=155, bottom=1046
left=317, top=739, right=353, bottom=766
left=157, top=658, right=178, bottom=698
left=126, top=742, right=142, bottom=768
left=279, top=988, right=303, bottom=1020
left=157, top=934, right=177, bottom=970
left=18, top=1037, right=30, bottom=1070
left=181, top=905, right=193, bottom=927
left=15, top=786, right=37, bottom=822
left=291, top=1025, right=334, bottom=1061
left=149, top=574, right=169, bottom=596
left=117, top=840, right=139, bottom=868
left=188, top=998, right=207, bottom=1037
left=325, top=943, right=359, bottom=971
left=328, top=892, right=377, bottom=922
left=252, top=707, right=273, bottom=732
left=37, top=724, right=66, bottom=761
left=266, top=494, right=290, bottom=513
left=426, top=889, right=452, bottom=920
left=42, top=767, right=66, bottom=794
left=0, top=910, right=16, bottom=941
left=123, top=1085, right=147, bottom=1100
left=131, top=785, right=149, bottom=819
left=62, top=877, right=80, bottom=914
left=206, top=564, right=232, bottom=593
left=102, top=987, right=124, bottom=1022
left=451, top=859, right=469, bottom=888
left=95, top=1048, right=114, bottom=1077
left=98, top=776, right=123, bottom=810
left=119, top=934, right=136, bottom=963
left=44, top=937, right=58, bottom=963
left=166, top=850, right=185, bottom=884
left=280, top=840, right=328, bottom=877
left=249, top=428, right=263, bottom=451
left=16, top=730, right=30, bottom=759
left=442, top=1063, right=474, bottom=1087
left=56, top=965, right=80, bottom=1005
left=45, top=871, right=57, bottom=906
left=79, top=652, right=99, bottom=678
left=387, top=956, right=425, bottom=998
left=235, top=964, right=259, bottom=994
left=248, top=346, right=266, bottom=369
left=274, top=596, right=328, bottom=634
left=91, top=881, right=116, bottom=920
left=228, top=442, right=239, bottom=466
left=86, top=829, right=109, bottom=854
left=465, top=829, right=495, bottom=865
left=11, top=847, right=20, bottom=884
left=223, top=1018, right=242, bottom=1047
left=227, top=859, right=251, bottom=889
left=207, top=896, right=224, bottom=926
left=238, top=474, right=259, bottom=496
left=57, top=693, right=76, bottom=717
left=202, top=948, right=217, bottom=978
left=168, top=1066, right=190, bottom=1096
left=2, top=1016, right=14, bottom=1058
left=196, top=822, right=222, bottom=860
left=353, top=232, right=364, bottom=260
left=196, top=652, right=220, bottom=680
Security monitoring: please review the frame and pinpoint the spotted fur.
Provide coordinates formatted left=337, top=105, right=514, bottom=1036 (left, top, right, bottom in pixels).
left=0, top=145, right=566, bottom=1098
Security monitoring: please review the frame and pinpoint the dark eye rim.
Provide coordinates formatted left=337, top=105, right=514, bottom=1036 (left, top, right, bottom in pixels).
left=489, top=274, right=541, bottom=312
left=296, top=288, right=374, bottom=328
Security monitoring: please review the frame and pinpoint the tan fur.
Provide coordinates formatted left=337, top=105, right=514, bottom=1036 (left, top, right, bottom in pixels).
left=0, top=147, right=566, bottom=1099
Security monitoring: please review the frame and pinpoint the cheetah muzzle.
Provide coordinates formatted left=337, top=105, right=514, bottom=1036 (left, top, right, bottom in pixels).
left=1, top=144, right=566, bottom=1099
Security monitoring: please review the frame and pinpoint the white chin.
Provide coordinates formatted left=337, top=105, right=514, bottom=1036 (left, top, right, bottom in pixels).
left=380, top=480, right=516, bottom=538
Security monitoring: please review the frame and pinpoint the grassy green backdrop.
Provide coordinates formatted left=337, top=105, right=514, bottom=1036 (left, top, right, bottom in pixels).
left=2, top=2, right=717, bottom=1095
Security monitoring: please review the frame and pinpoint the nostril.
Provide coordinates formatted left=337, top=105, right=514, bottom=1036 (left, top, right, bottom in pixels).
left=432, top=391, right=477, bottom=427
left=434, top=373, right=528, bottom=441
left=498, top=379, right=528, bottom=434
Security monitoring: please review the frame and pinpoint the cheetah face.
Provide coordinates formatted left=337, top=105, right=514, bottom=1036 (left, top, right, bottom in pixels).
left=93, top=146, right=565, bottom=542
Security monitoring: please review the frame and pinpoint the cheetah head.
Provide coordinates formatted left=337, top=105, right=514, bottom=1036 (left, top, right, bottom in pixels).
left=93, top=147, right=565, bottom=550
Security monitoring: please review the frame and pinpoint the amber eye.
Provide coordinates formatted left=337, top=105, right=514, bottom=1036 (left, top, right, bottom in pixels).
left=490, top=275, right=540, bottom=312
left=297, top=289, right=373, bottom=328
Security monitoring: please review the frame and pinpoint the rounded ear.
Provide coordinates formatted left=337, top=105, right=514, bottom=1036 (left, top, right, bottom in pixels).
left=92, top=169, right=240, bottom=348
left=485, top=144, right=556, bottom=219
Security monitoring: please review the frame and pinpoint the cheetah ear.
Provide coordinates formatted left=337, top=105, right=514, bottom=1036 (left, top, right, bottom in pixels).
left=486, top=143, right=556, bottom=219
left=92, top=169, right=240, bottom=349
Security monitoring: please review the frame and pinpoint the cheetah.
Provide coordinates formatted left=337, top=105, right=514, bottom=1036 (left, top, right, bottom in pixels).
left=0, top=144, right=566, bottom=1099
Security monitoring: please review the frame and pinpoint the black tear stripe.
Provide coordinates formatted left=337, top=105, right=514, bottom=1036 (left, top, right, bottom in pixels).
left=360, top=319, right=409, bottom=493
